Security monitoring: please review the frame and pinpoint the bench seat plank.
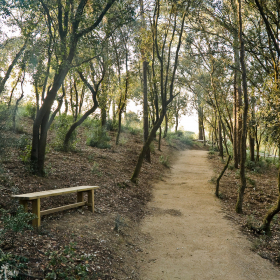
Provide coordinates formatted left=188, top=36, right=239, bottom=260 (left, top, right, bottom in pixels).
left=12, top=186, right=99, bottom=200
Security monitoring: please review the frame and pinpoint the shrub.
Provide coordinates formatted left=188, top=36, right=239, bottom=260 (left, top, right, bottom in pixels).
left=81, top=117, right=99, bottom=129
left=86, top=127, right=111, bottom=149
left=166, top=131, right=194, bottom=146
left=0, top=251, right=28, bottom=280
left=0, top=105, right=13, bottom=156
left=124, top=111, right=141, bottom=127
left=159, top=155, right=170, bottom=167
left=51, top=114, right=77, bottom=151
left=21, top=102, right=36, bottom=120
left=106, top=119, right=118, bottom=131
left=0, top=205, right=36, bottom=247
left=0, top=206, right=35, bottom=279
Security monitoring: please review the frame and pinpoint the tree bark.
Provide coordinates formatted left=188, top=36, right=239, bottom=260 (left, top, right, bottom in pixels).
left=163, top=114, right=168, bottom=138
left=260, top=169, right=280, bottom=233
left=198, top=106, right=204, bottom=140
left=131, top=111, right=165, bottom=183
left=236, top=0, right=249, bottom=214
left=219, top=120, right=224, bottom=158
left=216, top=155, right=231, bottom=197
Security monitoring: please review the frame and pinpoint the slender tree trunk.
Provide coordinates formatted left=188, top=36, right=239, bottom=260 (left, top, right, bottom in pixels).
left=158, top=125, right=162, bottom=151
left=116, top=110, right=122, bottom=145
left=13, top=74, right=25, bottom=131
left=216, top=155, right=231, bottom=197
left=8, top=72, right=21, bottom=109
left=222, top=121, right=229, bottom=156
left=236, top=0, right=249, bottom=214
left=249, top=132, right=255, bottom=162
left=175, top=113, right=179, bottom=133
left=219, top=120, right=224, bottom=158
left=131, top=111, right=165, bottom=183
left=163, top=114, right=168, bottom=138
left=233, top=72, right=239, bottom=168
left=198, top=106, right=204, bottom=140
left=64, top=104, right=98, bottom=149
left=260, top=169, right=280, bottom=233
left=143, top=61, right=150, bottom=162
left=0, top=39, right=28, bottom=95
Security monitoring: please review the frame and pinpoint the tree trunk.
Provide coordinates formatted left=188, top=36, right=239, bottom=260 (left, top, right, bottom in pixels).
left=233, top=71, right=239, bottom=168
left=219, top=120, right=224, bottom=158
left=249, top=133, right=255, bottom=162
left=158, top=125, right=162, bottom=151
left=163, top=114, right=168, bottom=138
left=64, top=104, right=98, bottom=149
left=131, top=111, right=165, bottom=183
left=198, top=106, right=204, bottom=140
left=260, top=169, right=280, bottom=233
left=12, top=78, right=24, bottom=131
left=0, top=39, right=28, bottom=95
left=101, top=107, right=106, bottom=127
left=235, top=0, right=249, bottom=214
left=116, top=110, right=122, bottom=145
left=175, top=113, right=179, bottom=133
left=216, top=155, right=231, bottom=197
left=143, top=61, right=150, bottom=162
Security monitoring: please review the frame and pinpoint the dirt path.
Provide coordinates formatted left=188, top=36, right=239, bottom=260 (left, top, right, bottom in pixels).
left=138, top=150, right=280, bottom=280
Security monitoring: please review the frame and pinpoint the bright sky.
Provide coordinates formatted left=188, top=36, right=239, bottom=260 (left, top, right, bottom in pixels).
left=127, top=100, right=198, bottom=134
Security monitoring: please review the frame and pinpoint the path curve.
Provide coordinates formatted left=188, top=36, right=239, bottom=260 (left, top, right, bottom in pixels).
left=138, top=150, right=280, bottom=280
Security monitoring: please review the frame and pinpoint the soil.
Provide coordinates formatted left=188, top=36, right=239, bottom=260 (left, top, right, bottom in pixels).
left=0, top=116, right=192, bottom=279
left=1, top=117, right=280, bottom=279
left=209, top=152, right=280, bottom=266
left=137, top=150, right=280, bottom=279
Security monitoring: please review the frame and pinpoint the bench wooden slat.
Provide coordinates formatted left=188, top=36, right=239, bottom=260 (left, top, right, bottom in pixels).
left=12, top=186, right=99, bottom=200
left=41, top=201, right=86, bottom=216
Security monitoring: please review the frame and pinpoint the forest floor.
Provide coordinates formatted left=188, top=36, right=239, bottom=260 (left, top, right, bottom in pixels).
left=0, top=116, right=195, bottom=279
left=1, top=116, right=280, bottom=279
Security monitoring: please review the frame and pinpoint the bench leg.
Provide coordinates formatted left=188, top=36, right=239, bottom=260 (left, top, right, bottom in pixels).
left=87, top=190, right=94, bottom=212
left=77, top=191, right=84, bottom=203
left=77, top=191, right=84, bottom=210
left=32, top=199, right=41, bottom=228
left=20, top=200, right=28, bottom=212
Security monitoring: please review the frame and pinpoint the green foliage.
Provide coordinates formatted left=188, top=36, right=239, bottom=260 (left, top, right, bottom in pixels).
left=81, top=117, right=99, bottom=129
left=159, top=155, right=170, bottom=168
left=51, top=114, right=77, bottom=151
left=127, top=126, right=141, bottom=135
left=17, top=135, right=32, bottom=164
left=118, top=135, right=128, bottom=146
left=20, top=102, right=36, bottom=120
left=245, top=157, right=269, bottom=173
left=0, top=250, right=28, bottom=280
left=0, top=104, right=13, bottom=156
left=106, top=119, right=118, bottom=131
left=246, top=176, right=256, bottom=187
left=45, top=243, right=94, bottom=280
left=124, top=111, right=141, bottom=127
left=0, top=205, right=36, bottom=246
left=246, top=215, right=260, bottom=231
left=86, top=127, right=111, bottom=149
left=228, top=164, right=235, bottom=170
left=165, top=130, right=194, bottom=146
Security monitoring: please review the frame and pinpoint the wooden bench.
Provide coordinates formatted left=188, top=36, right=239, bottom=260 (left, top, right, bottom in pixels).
left=12, top=186, right=99, bottom=228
